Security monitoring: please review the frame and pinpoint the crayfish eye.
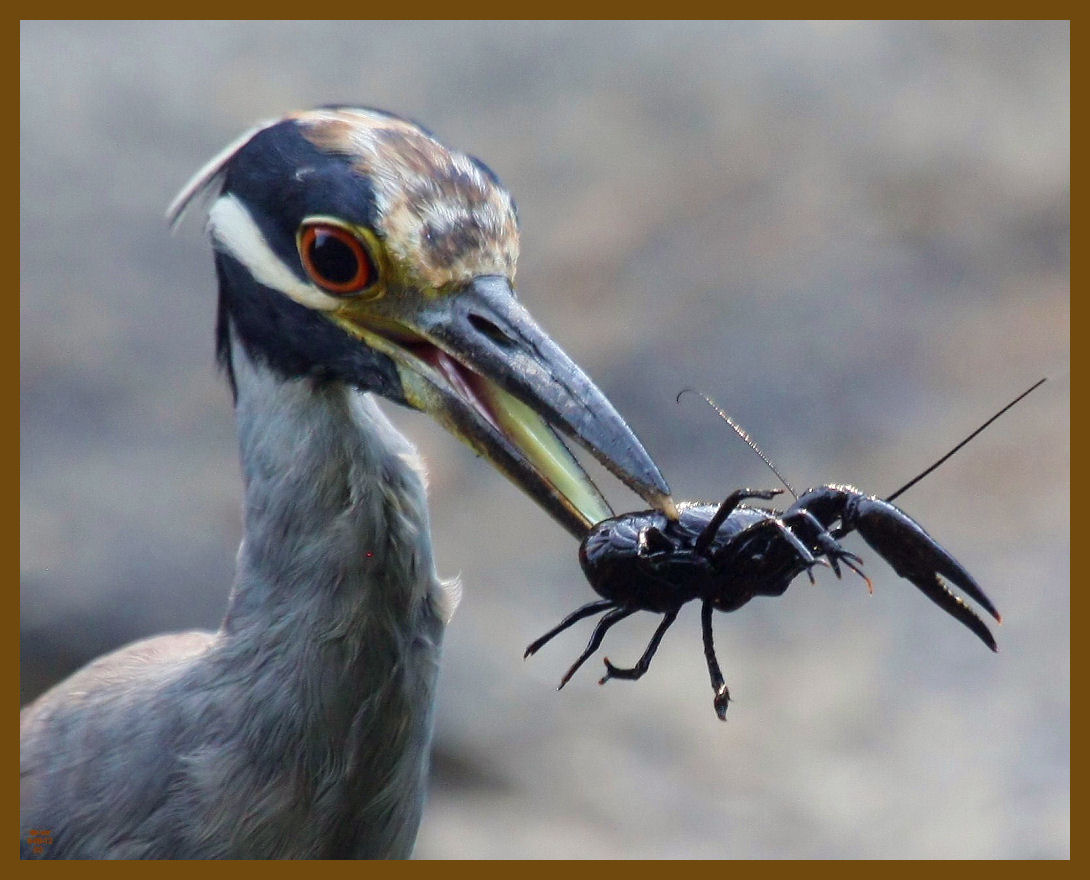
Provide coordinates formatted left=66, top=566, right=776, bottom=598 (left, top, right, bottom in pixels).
left=298, top=220, right=379, bottom=296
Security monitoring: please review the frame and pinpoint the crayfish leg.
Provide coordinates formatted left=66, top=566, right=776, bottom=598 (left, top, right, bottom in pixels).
left=786, top=509, right=873, bottom=591
left=712, top=516, right=821, bottom=583
left=558, top=606, right=637, bottom=689
left=599, top=608, right=680, bottom=685
left=767, top=516, right=824, bottom=584
left=701, top=601, right=731, bottom=720
left=695, top=488, right=784, bottom=554
left=524, top=598, right=614, bottom=658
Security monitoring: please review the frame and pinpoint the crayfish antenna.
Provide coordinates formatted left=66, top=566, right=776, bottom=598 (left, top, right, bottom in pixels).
left=677, top=388, right=798, bottom=501
left=886, top=378, right=1046, bottom=504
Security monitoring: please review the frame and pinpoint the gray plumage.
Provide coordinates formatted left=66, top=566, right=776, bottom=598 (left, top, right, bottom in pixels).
left=21, top=340, right=451, bottom=858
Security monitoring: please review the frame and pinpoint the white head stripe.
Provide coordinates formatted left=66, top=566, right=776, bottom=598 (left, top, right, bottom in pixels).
left=208, top=195, right=343, bottom=312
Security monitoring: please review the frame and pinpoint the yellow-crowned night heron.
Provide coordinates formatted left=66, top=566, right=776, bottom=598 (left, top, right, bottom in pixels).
left=20, top=107, right=673, bottom=859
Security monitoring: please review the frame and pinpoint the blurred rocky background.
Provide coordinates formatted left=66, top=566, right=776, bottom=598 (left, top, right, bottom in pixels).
left=21, top=21, right=1068, bottom=858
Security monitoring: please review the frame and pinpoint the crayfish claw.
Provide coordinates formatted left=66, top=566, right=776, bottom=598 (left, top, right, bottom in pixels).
left=852, top=497, right=1000, bottom=647
left=914, top=573, right=998, bottom=652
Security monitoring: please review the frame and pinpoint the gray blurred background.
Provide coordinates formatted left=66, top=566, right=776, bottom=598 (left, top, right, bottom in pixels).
left=20, top=21, right=1068, bottom=858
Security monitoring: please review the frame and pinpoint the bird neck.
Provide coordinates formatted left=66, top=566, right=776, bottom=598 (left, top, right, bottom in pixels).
left=196, top=329, right=452, bottom=857
left=220, top=328, right=450, bottom=674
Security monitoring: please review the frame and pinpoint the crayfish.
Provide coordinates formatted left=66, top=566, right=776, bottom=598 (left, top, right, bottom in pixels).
left=526, top=381, right=1043, bottom=719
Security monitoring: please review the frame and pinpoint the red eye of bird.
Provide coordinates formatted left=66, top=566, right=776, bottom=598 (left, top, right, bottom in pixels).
left=298, top=223, right=377, bottom=295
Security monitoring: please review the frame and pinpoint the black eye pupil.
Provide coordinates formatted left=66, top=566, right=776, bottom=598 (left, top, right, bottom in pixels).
left=309, top=231, right=359, bottom=285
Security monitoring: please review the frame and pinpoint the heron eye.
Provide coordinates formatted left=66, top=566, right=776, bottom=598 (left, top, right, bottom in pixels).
left=298, top=222, right=377, bottom=295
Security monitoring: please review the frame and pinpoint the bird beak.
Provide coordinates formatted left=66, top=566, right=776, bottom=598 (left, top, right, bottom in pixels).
left=329, top=275, right=674, bottom=538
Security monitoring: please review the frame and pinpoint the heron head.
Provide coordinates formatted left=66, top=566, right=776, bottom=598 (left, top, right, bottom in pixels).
left=170, top=107, right=674, bottom=538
